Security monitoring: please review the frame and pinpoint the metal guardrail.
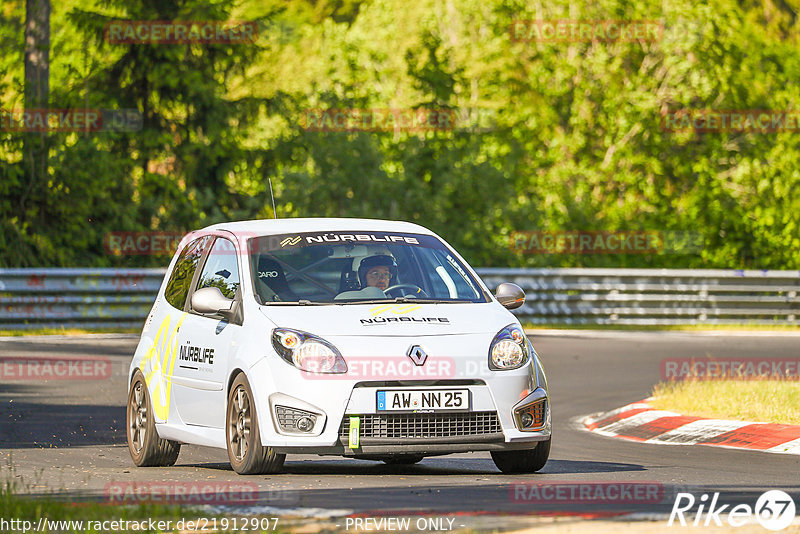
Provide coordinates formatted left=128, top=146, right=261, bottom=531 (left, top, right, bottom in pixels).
left=0, top=268, right=798, bottom=330
left=0, top=269, right=164, bottom=330
left=480, top=268, right=800, bottom=325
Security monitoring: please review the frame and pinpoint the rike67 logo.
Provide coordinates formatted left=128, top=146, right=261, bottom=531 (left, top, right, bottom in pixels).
left=669, top=490, right=796, bottom=531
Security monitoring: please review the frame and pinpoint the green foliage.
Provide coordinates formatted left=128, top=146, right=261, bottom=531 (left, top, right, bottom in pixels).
left=0, top=461, right=171, bottom=534
left=1, top=0, right=799, bottom=269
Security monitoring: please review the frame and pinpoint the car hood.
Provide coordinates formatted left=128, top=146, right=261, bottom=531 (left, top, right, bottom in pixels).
left=258, top=302, right=515, bottom=337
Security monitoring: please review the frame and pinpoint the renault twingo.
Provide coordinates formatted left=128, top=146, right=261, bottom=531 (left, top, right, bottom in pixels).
left=127, top=218, right=550, bottom=474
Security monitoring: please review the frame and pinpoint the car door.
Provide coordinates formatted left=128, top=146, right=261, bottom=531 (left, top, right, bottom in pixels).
left=140, top=234, right=210, bottom=426
left=172, top=235, right=242, bottom=428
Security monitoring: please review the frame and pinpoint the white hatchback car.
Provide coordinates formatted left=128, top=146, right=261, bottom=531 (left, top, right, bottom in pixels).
left=127, top=218, right=551, bottom=474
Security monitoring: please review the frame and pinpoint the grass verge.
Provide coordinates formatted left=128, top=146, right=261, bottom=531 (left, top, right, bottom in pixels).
left=1, top=482, right=186, bottom=533
left=0, top=482, right=287, bottom=533
left=0, top=458, right=286, bottom=534
left=650, top=380, right=800, bottom=425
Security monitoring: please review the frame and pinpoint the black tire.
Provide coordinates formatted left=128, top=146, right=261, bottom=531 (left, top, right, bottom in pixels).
left=380, top=455, right=425, bottom=465
left=490, top=437, right=550, bottom=474
left=127, top=370, right=181, bottom=467
left=226, top=374, right=285, bottom=475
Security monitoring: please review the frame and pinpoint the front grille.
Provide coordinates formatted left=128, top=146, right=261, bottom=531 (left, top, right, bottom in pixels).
left=339, top=411, right=501, bottom=440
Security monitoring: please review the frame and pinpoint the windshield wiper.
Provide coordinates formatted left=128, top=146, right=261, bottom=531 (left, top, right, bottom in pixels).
left=336, top=299, right=394, bottom=305
left=390, top=297, right=464, bottom=304
left=338, top=297, right=464, bottom=305
left=261, top=300, right=335, bottom=306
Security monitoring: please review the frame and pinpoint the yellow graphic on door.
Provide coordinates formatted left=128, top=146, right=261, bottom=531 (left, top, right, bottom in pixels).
left=369, top=304, right=422, bottom=316
left=140, top=313, right=187, bottom=421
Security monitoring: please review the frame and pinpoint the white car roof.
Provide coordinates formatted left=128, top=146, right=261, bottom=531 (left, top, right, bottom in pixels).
left=201, top=217, right=436, bottom=236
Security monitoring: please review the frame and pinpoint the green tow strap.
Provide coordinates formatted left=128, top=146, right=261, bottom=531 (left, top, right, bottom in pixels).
left=348, top=416, right=360, bottom=449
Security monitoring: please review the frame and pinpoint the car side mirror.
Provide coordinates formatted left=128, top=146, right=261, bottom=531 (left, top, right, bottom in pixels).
left=191, top=286, right=235, bottom=316
left=495, top=282, right=525, bottom=310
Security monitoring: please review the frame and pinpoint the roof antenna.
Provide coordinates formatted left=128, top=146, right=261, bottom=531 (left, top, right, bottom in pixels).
left=268, top=177, right=278, bottom=219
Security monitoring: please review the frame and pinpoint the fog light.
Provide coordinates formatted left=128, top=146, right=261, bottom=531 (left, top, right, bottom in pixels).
left=275, top=405, right=318, bottom=434
left=514, top=399, right=546, bottom=431
left=296, top=416, right=314, bottom=432
left=521, top=412, right=534, bottom=428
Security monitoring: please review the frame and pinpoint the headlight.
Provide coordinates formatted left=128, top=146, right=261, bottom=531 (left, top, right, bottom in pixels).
left=489, top=324, right=529, bottom=370
left=272, top=328, right=347, bottom=373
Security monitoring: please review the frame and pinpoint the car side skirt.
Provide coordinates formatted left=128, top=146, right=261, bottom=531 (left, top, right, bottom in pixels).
left=156, top=422, right=226, bottom=449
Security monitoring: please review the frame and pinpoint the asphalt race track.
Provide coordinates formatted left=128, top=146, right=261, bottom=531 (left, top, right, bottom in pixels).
left=1, top=331, right=799, bottom=519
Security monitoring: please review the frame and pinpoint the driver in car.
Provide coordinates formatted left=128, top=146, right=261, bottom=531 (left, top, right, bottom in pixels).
left=358, top=254, right=397, bottom=292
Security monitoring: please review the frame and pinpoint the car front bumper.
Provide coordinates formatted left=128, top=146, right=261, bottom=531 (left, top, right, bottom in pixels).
left=247, top=354, right=551, bottom=455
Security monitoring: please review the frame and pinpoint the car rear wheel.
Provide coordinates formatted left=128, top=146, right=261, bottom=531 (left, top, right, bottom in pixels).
left=490, top=437, right=550, bottom=474
left=127, top=370, right=181, bottom=467
left=226, top=374, right=285, bottom=475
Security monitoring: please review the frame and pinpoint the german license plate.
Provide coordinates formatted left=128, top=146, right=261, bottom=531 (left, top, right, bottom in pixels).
left=376, top=389, right=469, bottom=412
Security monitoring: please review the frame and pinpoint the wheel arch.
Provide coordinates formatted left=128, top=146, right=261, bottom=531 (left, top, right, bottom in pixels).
left=227, top=368, right=245, bottom=398
left=128, top=366, right=144, bottom=397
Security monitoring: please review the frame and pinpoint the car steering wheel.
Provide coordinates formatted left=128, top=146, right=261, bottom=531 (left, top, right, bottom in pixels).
left=384, top=284, right=429, bottom=298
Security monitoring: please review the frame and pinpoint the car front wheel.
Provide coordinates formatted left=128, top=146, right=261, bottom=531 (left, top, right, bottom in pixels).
left=226, top=374, right=285, bottom=475
left=490, top=437, right=550, bottom=474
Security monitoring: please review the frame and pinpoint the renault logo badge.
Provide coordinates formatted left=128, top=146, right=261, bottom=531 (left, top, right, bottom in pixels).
left=407, top=345, right=428, bottom=366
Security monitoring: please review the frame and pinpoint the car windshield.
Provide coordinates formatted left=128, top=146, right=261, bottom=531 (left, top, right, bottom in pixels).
left=247, top=231, right=489, bottom=305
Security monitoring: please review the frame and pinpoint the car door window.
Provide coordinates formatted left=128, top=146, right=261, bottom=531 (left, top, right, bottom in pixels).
left=196, top=237, right=240, bottom=299
left=164, top=236, right=210, bottom=310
